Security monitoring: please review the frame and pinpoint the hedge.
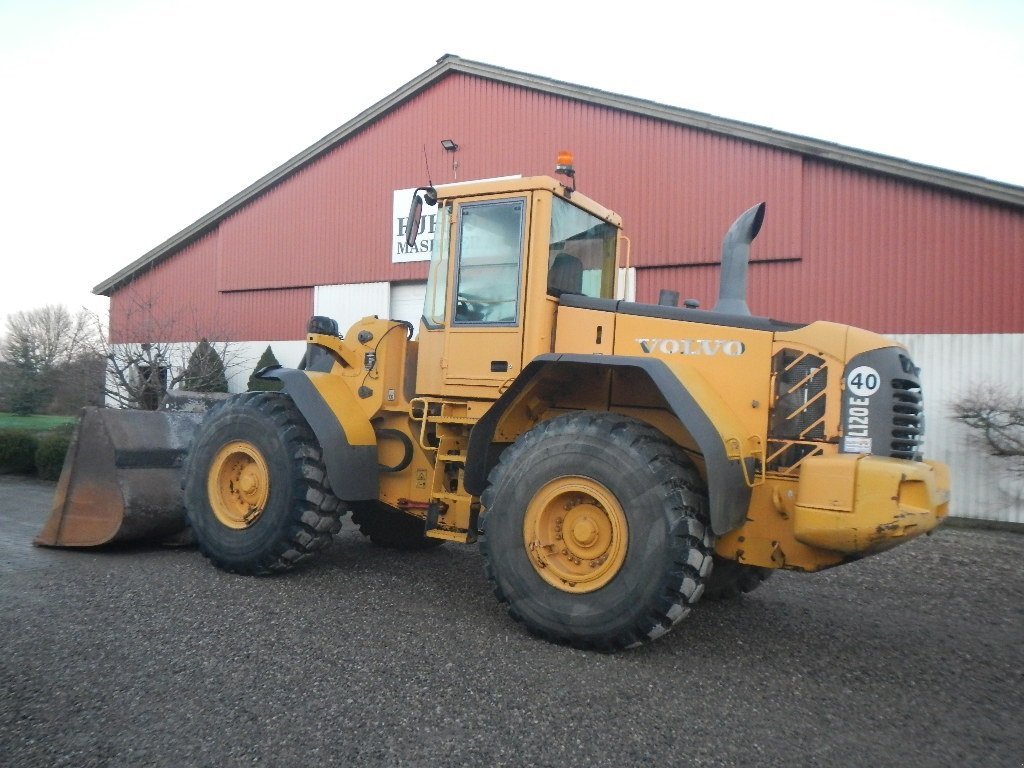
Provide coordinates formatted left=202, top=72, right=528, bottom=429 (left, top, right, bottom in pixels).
left=0, top=422, right=75, bottom=478
left=35, top=432, right=73, bottom=480
left=0, top=430, right=39, bottom=474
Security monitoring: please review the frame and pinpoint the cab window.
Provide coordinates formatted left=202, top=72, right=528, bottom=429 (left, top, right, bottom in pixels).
left=453, top=199, right=524, bottom=325
left=548, top=197, right=617, bottom=298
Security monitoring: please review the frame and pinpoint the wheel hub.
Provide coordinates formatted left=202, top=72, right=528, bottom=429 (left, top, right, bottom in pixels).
left=207, top=440, right=270, bottom=529
left=570, top=513, right=599, bottom=548
left=523, top=476, right=628, bottom=594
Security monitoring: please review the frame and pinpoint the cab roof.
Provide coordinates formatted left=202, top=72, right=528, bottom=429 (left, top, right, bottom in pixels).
left=434, top=175, right=622, bottom=228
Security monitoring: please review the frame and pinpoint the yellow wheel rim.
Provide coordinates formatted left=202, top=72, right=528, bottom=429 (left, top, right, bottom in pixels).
left=207, top=441, right=270, bottom=529
left=523, top=476, right=628, bottom=594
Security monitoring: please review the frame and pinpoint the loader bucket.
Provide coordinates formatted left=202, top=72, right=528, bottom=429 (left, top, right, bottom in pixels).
left=34, top=407, right=204, bottom=548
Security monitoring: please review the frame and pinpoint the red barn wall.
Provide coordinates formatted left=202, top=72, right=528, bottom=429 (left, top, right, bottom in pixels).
left=109, top=72, right=1024, bottom=342
left=109, top=231, right=311, bottom=343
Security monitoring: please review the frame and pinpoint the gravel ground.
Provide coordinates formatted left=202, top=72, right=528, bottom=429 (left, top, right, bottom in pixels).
left=1, top=474, right=1022, bottom=767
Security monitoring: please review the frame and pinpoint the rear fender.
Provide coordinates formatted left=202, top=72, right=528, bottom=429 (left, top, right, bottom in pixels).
left=465, top=354, right=753, bottom=535
left=259, top=368, right=378, bottom=500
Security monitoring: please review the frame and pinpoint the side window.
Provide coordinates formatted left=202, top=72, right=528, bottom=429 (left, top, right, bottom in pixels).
left=454, top=200, right=524, bottom=325
left=422, top=204, right=451, bottom=328
left=548, top=197, right=618, bottom=299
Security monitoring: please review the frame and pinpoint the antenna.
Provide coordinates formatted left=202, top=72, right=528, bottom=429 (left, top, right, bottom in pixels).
left=422, top=144, right=433, bottom=188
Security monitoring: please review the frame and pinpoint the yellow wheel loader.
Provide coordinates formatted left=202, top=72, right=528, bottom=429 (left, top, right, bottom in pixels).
left=37, top=161, right=950, bottom=650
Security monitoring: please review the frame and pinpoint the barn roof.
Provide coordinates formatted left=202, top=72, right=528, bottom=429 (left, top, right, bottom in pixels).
left=95, top=53, right=1024, bottom=296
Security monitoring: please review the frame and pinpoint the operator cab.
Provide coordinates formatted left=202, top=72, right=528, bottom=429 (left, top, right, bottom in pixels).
left=405, top=170, right=623, bottom=397
left=409, top=189, right=618, bottom=329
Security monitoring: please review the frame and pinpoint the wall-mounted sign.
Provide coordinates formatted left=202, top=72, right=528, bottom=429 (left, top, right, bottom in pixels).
left=392, top=187, right=438, bottom=263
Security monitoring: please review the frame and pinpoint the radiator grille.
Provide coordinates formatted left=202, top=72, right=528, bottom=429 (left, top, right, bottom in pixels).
left=768, top=349, right=827, bottom=471
left=890, top=357, right=924, bottom=461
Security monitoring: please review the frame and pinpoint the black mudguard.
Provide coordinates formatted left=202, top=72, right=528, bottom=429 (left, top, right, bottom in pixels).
left=464, top=354, right=752, bottom=535
left=258, top=367, right=378, bottom=501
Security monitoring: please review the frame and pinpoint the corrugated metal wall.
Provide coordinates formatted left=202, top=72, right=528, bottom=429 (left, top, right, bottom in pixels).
left=636, top=160, right=1024, bottom=331
left=109, top=231, right=311, bottom=343
left=110, top=72, right=1023, bottom=342
left=889, top=333, right=1024, bottom=524
left=798, top=163, right=1024, bottom=332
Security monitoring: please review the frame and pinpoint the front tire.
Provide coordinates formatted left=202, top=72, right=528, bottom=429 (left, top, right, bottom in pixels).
left=183, top=392, right=342, bottom=575
left=480, top=412, right=713, bottom=650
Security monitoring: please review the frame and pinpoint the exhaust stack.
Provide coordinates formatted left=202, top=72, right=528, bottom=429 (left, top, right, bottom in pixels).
left=713, top=202, right=766, bottom=316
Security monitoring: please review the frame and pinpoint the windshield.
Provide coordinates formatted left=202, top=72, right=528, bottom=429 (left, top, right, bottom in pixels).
left=548, top=197, right=618, bottom=299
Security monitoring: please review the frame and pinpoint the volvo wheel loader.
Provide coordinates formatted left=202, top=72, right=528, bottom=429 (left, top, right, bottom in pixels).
left=37, top=159, right=950, bottom=650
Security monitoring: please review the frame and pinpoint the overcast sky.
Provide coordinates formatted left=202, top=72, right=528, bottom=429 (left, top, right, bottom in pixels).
left=1, top=0, right=1021, bottom=332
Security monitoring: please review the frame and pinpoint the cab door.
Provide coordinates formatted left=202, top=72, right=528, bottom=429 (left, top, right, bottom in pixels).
left=441, top=196, right=529, bottom=388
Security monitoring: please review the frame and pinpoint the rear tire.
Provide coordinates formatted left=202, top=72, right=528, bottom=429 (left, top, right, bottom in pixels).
left=183, top=392, right=342, bottom=575
left=350, top=502, right=444, bottom=550
left=702, top=556, right=773, bottom=600
left=480, top=412, right=713, bottom=651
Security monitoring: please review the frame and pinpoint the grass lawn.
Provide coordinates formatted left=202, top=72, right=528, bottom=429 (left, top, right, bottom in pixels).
left=0, top=413, right=77, bottom=431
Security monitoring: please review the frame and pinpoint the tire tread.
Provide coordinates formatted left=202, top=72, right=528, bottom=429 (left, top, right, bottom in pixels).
left=183, top=392, right=342, bottom=575
left=480, top=411, right=713, bottom=651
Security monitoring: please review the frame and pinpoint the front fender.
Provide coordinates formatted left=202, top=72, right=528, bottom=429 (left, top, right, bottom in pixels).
left=258, top=368, right=378, bottom=500
left=465, top=354, right=753, bottom=535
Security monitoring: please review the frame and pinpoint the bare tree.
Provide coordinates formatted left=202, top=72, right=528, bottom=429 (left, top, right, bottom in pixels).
left=951, top=386, right=1024, bottom=475
left=100, top=290, right=246, bottom=409
left=0, top=306, right=103, bottom=414
left=2, top=305, right=99, bottom=371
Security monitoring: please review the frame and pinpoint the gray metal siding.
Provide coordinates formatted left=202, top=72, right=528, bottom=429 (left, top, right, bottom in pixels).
left=889, top=332, right=1024, bottom=524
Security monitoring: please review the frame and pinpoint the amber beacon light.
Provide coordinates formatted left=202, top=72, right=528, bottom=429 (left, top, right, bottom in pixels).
left=555, top=150, right=576, bottom=192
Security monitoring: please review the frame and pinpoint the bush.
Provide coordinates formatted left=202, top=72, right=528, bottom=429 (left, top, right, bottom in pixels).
left=35, top=431, right=73, bottom=480
left=0, top=430, right=39, bottom=474
left=247, top=345, right=283, bottom=392
left=182, top=339, right=229, bottom=393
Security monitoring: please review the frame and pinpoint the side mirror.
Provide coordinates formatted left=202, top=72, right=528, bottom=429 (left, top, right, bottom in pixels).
left=405, top=194, right=423, bottom=249
left=405, top=186, right=437, bottom=248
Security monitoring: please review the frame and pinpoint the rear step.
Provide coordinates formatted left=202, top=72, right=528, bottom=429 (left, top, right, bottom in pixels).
left=35, top=407, right=204, bottom=547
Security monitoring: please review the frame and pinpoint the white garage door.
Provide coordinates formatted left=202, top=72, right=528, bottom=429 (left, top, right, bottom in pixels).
left=314, top=281, right=426, bottom=338
left=390, top=282, right=427, bottom=335
left=314, top=282, right=390, bottom=336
